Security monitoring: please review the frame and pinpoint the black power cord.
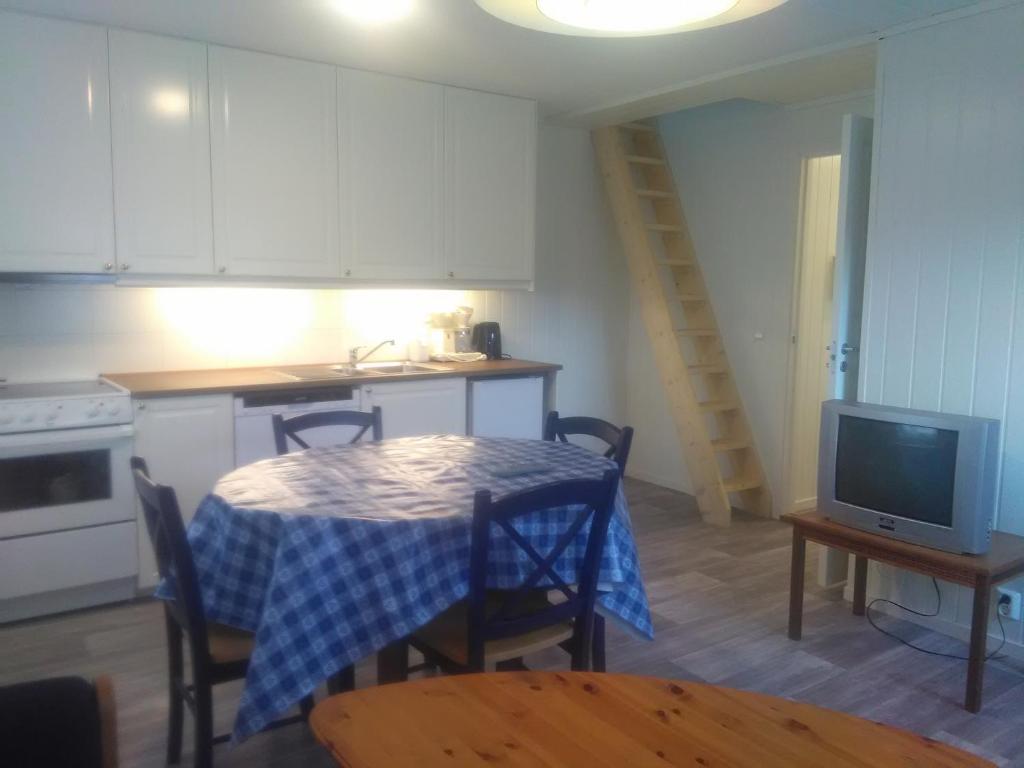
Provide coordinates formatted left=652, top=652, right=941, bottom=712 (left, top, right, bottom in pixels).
left=865, top=575, right=1006, bottom=661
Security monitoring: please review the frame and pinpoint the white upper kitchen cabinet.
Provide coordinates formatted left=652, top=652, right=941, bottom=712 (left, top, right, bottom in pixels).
left=209, top=46, right=339, bottom=278
left=361, top=379, right=467, bottom=439
left=444, top=87, right=536, bottom=282
left=338, top=69, right=445, bottom=281
left=0, top=13, right=115, bottom=273
left=109, top=30, right=213, bottom=276
left=132, top=394, right=235, bottom=588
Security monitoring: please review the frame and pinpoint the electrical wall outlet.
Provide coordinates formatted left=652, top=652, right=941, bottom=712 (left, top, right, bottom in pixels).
left=997, top=587, right=1022, bottom=620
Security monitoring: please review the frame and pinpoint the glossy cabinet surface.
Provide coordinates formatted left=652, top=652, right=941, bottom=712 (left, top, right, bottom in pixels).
left=109, top=30, right=214, bottom=275
left=339, top=69, right=445, bottom=280
left=0, top=12, right=115, bottom=273
left=445, top=87, right=536, bottom=282
left=209, top=46, right=339, bottom=278
left=132, top=394, right=235, bottom=588
left=361, top=379, right=467, bottom=439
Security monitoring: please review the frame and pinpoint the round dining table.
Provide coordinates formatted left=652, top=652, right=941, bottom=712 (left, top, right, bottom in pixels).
left=172, top=435, right=652, bottom=742
left=309, top=672, right=993, bottom=767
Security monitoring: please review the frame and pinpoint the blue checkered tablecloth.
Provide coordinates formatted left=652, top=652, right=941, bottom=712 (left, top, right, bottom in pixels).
left=167, top=434, right=652, bottom=741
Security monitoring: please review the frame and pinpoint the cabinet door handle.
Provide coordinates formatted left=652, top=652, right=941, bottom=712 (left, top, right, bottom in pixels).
left=137, top=402, right=146, bottom=411
left=218, top=266, right=227, bottom=274
left=448, top=271, right=455, bottom=278
left=120, top=263, right=130, bottom=271
left=103, top=262, right=114, bottom=271
left=345, top=269, right=352, bottom=277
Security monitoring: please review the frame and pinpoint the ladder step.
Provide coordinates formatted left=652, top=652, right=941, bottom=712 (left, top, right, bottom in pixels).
left=677, top=293, right=706, bottom=302
left=647, top=224, right=683, bottom=233
left=722, top=475, right=762, bottom=494
left=711, top=437, right=752, bottom=452
left=676, top=328, right=718, bottom=338
left=625, top=154, right=665, bottom=166
left=636, top=189, right=673, bottom=199
left=699, top=400, right=739, bottom=413
left=688, top=363, right=728, bottom=375
left=621, top=122, right=657, bottom=134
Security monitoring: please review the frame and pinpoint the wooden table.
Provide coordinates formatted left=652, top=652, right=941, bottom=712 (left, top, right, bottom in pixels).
left=309, top=672, right=991, bottom=767
left=784, top=510, right=1024, bottom=713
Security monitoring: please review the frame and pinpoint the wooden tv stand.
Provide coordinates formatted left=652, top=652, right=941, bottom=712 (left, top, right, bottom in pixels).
left=783, top=510, right=1024, bottom=713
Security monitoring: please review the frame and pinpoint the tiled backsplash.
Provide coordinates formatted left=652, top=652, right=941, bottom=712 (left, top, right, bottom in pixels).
left=0, top=283, right=513, bottom=381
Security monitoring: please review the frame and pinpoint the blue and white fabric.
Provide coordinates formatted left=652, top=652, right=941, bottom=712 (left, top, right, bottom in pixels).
left=164, top=435, right=652, bottom=741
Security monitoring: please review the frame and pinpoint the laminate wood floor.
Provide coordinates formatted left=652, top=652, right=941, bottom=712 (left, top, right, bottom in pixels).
left=3, top=478, right=1024, bottom=767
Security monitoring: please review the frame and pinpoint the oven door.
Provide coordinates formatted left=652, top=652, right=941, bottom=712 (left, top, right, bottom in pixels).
left=0, top=424, right=135, bottom=539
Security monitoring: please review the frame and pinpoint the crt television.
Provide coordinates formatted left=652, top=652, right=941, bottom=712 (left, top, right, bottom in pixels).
left=818, top=400, right=999, bottom=555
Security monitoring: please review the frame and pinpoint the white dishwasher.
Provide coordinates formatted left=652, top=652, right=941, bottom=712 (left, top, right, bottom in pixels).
left=234, top=385, right=361, bottom=465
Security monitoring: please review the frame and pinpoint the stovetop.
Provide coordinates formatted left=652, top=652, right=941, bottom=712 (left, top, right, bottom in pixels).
left=0, top=378, right=132, bottom=434
left=0, top=378, right=125, bottom=401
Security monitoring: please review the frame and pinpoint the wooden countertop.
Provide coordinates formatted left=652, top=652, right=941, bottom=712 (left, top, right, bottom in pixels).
left=103, top=358, right=561, bottom=397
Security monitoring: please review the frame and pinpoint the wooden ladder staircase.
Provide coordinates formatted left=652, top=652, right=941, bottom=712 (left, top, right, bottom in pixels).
left=593, top=122, right=771, bottom=526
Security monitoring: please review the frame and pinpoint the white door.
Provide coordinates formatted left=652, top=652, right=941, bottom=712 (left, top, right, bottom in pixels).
left=444, top=87, right=536, bottom=282
left=209, top=46, right=339, bottom=278
left=109, top=30, right=214, bottom=275
left=133, top=395, right=235, bottom=588
left=0, top=12, right=115, bottom=273
left=362, top=379, right=467, bottom=439
left=830, top=114, right=874, bottom=401
left=339, top=70, right=444, bottom=280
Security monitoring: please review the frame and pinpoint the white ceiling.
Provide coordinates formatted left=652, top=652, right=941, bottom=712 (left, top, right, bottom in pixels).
left=1, top=0, right=988, bottom=123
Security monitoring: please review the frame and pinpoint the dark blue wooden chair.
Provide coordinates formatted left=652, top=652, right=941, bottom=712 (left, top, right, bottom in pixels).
left=408, top=469, right=621, bottom=673
left=131, top=457, right=312, bottom=768
left=544, top=410, right=635, bottom=672
left=271, top=406, right=383, bottom=455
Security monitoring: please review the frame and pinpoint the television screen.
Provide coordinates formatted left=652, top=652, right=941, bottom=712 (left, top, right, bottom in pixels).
left=834, top=415, right=958, bottom=527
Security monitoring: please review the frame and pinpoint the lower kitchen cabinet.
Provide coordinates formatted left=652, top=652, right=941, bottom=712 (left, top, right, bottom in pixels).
left=132, top=394, right=235, bottom=589
left=361, top=379, right=467, bottom=439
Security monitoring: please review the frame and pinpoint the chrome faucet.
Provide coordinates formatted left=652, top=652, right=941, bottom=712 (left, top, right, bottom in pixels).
left=349, top=339, right=396, bottom=367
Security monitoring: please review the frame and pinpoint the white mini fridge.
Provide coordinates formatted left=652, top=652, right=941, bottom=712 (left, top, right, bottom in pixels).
left=467, top=376, right=545, bottom=439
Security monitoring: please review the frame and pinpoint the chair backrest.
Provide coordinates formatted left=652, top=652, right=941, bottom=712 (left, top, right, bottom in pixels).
left=130, top=457, right=209, bottom=650
left=466, top=468, right=621, bottom=671
left=272, top=406, right=383, bottom=455
left=544, top=410, right=635, bottom=477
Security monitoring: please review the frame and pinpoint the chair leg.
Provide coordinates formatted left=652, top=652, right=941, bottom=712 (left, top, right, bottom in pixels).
left=495, top=657, right=528, bottom=671
left=165, top=617, right=185, bottom=766
left=193, top=679, right=214, bottom=768
left=327, top=665, right=355, bottom=695
left=593, top=614, right=607, bottom=673
left=299, top=694, right=315, bottom=721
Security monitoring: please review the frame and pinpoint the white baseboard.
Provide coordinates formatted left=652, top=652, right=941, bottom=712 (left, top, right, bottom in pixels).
left=624, top=468, right=692, bottom=495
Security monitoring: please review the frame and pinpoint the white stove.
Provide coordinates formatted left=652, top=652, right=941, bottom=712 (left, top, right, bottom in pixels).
left=0, top=378, right=137, bottom=623
left=0, top=378, right=132, bottom=433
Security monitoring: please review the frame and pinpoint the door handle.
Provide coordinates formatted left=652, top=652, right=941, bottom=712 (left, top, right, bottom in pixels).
left=840, top=343, right=858, bottom=355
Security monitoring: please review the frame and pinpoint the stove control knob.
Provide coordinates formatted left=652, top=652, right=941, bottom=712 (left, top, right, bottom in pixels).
left=0, top=413, right=12, bottom=426
left=86, top=404, right=102, bottom=418
left=21, top=411, right=35, bottom=424
left=107, top=405, right=121, bottom=417
left=46, top=408, right=60, bottom=422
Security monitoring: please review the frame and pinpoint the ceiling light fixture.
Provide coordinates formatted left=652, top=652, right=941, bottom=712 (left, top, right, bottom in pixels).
left=537, top=0, right=737, bottom=34
left=331, top=0, right=414, bottom=25
left=475, top=0, right=789, bottom=37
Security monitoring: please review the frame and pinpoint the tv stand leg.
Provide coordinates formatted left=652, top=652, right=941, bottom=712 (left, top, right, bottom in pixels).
left=852, top=556, right=868, bottom=616
left=966, top=578, right=991, bottom=713
left=788, top=528, right=806, bottom=641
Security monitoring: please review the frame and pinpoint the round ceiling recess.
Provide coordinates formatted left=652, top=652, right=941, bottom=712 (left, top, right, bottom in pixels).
left=475, top=0, right=789, bottom=37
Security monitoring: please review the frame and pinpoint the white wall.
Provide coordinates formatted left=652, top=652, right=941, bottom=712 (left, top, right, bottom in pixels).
left=859, top=3, right=1024, bottom=648
left=0, top=124, right=627, bottom=424
left=625, top=94, right=873, bottom=497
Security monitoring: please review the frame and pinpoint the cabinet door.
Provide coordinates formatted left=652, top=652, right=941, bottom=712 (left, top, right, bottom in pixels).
left=0, top=12, right=114, bottom=273
left=132, top=395, right=235, bottom=588
left=109, top=30, right=214, bottom=275
left=444, top=88, right=536, bottom=282
left=339, top=69, right=444, bottom=280
left=362, top=379, right=467, bottom=439
left=209, top=46, right=339, bottom=278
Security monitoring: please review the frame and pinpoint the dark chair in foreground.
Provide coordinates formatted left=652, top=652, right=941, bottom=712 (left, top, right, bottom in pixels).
left=131, top=457, right=312, bottom=768
left=0, top=675, right=118, bottom=768
left=272, top=406, right=383, bottom=455
left=407, top=469, right=620, bottom=674
left=544, top=410, right=635, bottom=672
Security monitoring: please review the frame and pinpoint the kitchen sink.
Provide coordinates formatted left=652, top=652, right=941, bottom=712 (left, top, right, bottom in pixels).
left=272, top=361, right=450, bottom=382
